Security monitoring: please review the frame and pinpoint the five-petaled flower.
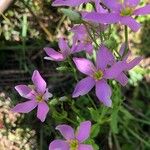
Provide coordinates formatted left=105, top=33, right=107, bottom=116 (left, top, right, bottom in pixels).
left=11, top=70, right=52, bottom=122
left=72, top=45, right=127, bottom=107
left=49, top=121, right=93, bottom=150
left=44, top=38, right=91, bottom=62
left=84, top=0, right=150, bottom=32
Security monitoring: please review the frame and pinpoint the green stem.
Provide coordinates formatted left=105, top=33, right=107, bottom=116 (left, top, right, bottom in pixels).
left=40, top=125, right=43, bottom=150
left=87, top=94, right=97, bottom=110
left=123, top=25, right=128, bottom=57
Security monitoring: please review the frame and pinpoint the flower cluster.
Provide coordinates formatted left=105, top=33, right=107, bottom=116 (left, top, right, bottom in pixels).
left=11, top=0, right=148, bottom=149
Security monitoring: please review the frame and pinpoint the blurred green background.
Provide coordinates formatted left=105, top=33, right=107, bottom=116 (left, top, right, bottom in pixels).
left=0, top=0, right=150, bottom=150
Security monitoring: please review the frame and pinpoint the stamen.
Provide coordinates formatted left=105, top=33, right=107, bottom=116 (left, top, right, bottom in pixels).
left=93, top=69, right=103, bottom=81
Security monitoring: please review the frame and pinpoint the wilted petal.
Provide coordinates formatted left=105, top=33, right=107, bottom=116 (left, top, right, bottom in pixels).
left=43, top=88, right=53, bottom=101
left=72, top=77, right=95, bottom=98
left=119, top=43, right=126, bottom=57
left=56, top=125, right=75, bottom=140
left=134, top=4, right=150, bottom=15
left=49, top=140, right=69, bottom=150
left=103, top=0, right=122, bottom=11
left=105, top=61, right=126, bottom=79
left=78, top=144, right=93, bottom=150
left=15, top=85, right=32, bottom=98
left=11, top=100, right=37, bottom=113
left=32, top=70, right=46, bottom=94
left=124, top=0, right=140, bottom=7
left=37, top=102, right=49, bottom=122
left=44, top=47, right=64, bottom=61
left=115, top=72, right=128, bottom=86
left=84, top=12, right=120, bottom=24
left=96, top=45, right=114, bottom=70
left=95, top=79, right=112, bottom=107
left=52, top=0, right=90, bottom=7
left=76, top=121, right=91, bottom=143
left=73, top=58, right=96, bottom=76
left=125, top=57, right=142, bottom=71
left=120, top=16, right=141, bottom=32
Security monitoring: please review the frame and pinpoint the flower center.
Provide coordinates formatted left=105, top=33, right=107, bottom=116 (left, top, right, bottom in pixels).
left=69, top=139, right=78, bottom=150
left=120, top=7, right=133, bottom=16
left=36, top=95, right=43, bottom=102
left=93, top=70, right=103, bottom=81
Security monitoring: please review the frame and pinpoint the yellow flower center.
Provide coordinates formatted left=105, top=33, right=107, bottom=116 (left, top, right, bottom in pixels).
left=93, top=70, right=103, bottom=81
left=69, top=140, right=78, bottom=150
left=36, top=95, right=43, bottom=102
left=120, top=7, right=133, bottom=16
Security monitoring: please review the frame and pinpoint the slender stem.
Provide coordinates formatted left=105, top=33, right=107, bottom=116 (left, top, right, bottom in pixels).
left=40, top=124, right=43, bottom=150
left=87, top=94, right=97, bottom=110
left=123, top=25, right=128, bottom=57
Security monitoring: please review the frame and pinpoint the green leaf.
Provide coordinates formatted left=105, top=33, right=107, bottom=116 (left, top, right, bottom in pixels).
left=89, top=108, right=100, bottom=122
left=60, top=8, right=82, bottom=23
left=91, top=123, right=100, bottom=138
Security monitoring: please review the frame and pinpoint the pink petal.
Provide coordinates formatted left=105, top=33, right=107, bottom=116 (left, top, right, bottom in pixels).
left=134, top=4, right=150, bottom=15
left=120, top=16, right=141, bottom=32
left=43, top=88, right=53, bottom=101
left=96, top=45, right=115, bottom=70
left=103, top=0, right=122, bottom=11
left=95, top=79, right=112, bottom=107
left=15, top=85, right=32, bottom=99
left=84, top=12, right=120, bottom=24
left=44, top=47, right=65, bottom=61
left=104, top=61, right=126, bottom=79
left=76, top=121, right=91, bottom=143
left=37, top=102, right=49, bottom=122
left=78, top=144, right=93, bottom=150
left=124, top=0, right=140, bottom=7
left=73, top=57, right=96, bottom=76
left=58, top=38, right=71, bottom=57
left=115, top=72, right=128, bottom=86
left=125, top=57, right=142, bottom=71
left=52, top=0, right=90, bottom=7
left=49, top=140, right=69, bottom=150
left=56, top=125, right=75, bottom=140
left=11, top=100, right=37, bottom=113
left=119, top=43, right=126, bottom=57
left=72, top=77, right=95, bottom=98
left=32, top=70, right=46, bottom=94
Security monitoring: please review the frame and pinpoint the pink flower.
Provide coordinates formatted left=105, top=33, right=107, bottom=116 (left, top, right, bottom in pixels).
left=49, top=121, right=93, bottom=150
left=11, top=70, right=52, bottom=122
left=84, top=0, right=150, bottom=32
left=72, top=45, right=126, bottom=107
left=44, top=38, right=91, bottom=62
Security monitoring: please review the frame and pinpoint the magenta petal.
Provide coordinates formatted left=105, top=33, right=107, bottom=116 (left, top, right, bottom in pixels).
left=125, top=57, right=142, bottom=71
left=103, top=0, right=122, bottom=11
left=56, top=125, right=75, bottom=140
left=72, top=77, right=95, bottom=98
left=32, top=70, right=46, bottom=94
left=134, top=4, right=150, bottom=15
left=73, top=57, right=96, bottom=76
left=58, top=38, right=71, bottom=57
left=37, top=102, right=49, bottom=122
left=44, top=47, right=64, bottom=61
left=124, top=0, right=140, bottom=7
left=96, top=45, right=114, bottom=70
left=84, top=12, right=120, bottom=24
left=120, top=16, right=141, bottom=32
left=78, top=144, right=93, bottom=150
left=76, top=121, right=91, bottom=143
left=119, top=43, right=126, bottom=57
left=52, top=0, right=90, bottom=7
left=11, top=100, right=37, bottom=113
left=95, top=79, right=112, bottom=107
left=49, top=140, right=69, bottom=150
left=115, top=72, right=128, bottom=86
left=105, top=61, right=126, bottom=79
left=15, top=85, right=32, bottom=98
